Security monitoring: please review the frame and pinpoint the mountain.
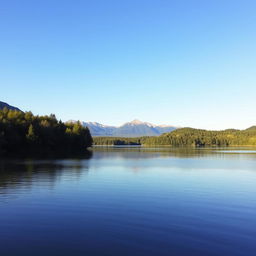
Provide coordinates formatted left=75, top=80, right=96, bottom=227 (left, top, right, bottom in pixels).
left=80, top=119, right=178, bottom=137
left=82, top=122, right=116, bottom=136
left=0, top=101, right=21, bottom=111
left=112, top=120, right=159, bottom=137
left=154, top=124, right=179, bottom=134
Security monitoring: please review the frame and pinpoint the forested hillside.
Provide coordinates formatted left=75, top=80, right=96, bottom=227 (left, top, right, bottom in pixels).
left=0, top=108, right=92, bottom=154
left=93, top=127, right=256, bottom=146
left=143, top=128, right=256, bottom=146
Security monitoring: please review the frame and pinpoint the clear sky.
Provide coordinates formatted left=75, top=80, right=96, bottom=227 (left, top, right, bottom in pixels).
left=1, top=0, right=255, bottom=130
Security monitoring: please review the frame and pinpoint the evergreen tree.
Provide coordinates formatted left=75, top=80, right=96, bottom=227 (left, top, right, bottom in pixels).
left=26, top=124, right=37, bottom=142
left=0, top=108, right=93, bottom=155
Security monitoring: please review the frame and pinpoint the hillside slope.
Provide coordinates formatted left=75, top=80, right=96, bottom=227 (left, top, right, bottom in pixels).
left=0, top=101, right=21, bottom=111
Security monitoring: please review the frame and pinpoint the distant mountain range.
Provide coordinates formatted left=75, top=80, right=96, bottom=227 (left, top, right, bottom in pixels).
left=2, top=101, right=256, bottom=138
left=79, top=119, right=179, bottom=137
left=0, top=101, right=177, bottom=137
left=0, top=101, right=21, bottom=111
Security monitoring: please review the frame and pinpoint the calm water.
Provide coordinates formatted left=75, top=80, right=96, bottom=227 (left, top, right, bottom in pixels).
left=0, top=147, right=256, bottom=256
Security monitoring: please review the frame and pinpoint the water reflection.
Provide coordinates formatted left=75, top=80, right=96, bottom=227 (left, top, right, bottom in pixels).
left=90, top=147, right=256, bottom=173
left=0, top=147, right=256, bottom=256
left=0, top=151, right=92, bottom=195
left=1, top=147, right=256, bottom=195
left=92, top=146, right=256, bottom=159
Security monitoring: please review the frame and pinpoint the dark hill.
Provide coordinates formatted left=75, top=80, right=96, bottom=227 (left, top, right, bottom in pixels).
left=0, top=101, right=21, bottom=111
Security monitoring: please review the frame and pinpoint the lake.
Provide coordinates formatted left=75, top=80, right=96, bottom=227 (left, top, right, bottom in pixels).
left=0, top=147, right=256, bottom=256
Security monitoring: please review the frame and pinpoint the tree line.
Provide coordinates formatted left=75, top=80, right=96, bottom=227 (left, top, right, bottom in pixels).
left=0, top=108, right=92, bottom=155
left=93, top=137, right=142, bottom=145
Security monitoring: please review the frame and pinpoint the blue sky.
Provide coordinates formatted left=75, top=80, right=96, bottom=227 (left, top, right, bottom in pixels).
left=1, top=0, right=255, bottom=129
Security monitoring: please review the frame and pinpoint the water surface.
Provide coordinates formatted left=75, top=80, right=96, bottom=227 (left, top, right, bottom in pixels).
left=0, top=147, right=256, bottom=256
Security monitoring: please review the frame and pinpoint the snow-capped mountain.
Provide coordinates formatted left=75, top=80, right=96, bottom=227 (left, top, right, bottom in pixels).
left=82, top=122, right=116, bottom=136
left=80, top=119, right=179, bottom=137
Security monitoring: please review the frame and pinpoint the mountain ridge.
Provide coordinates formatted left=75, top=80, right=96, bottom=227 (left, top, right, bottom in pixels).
left=79, top=119, right=179, bottom=137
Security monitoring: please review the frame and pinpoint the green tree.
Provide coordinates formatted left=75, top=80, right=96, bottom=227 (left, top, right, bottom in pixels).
left=26, top=124, right=37, bottom=142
